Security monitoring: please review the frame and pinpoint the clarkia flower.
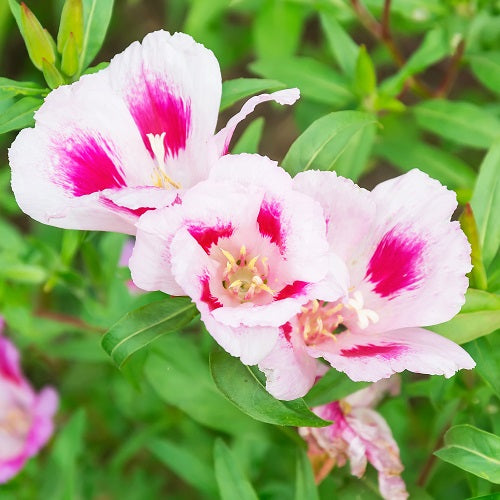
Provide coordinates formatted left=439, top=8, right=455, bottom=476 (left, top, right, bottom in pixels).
left=130, top=154, right=348, bottom=364
left=260, top=169, right=475, bottom=399
left=299, top=378, right=408, bottom=500
left=0, top=318, right=58, bottom=483
left=9, top=30, right=299, bottom=234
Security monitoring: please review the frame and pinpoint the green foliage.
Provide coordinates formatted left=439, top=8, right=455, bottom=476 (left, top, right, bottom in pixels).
left=210, top=349, right=330, bottom=427
left=435, top=425, right=500, bottom=484
left=101, top=296, right=198, bottom=367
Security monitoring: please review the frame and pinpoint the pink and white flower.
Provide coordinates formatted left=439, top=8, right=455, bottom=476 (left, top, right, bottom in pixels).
left=9, top=30, right=299, bottom=234
left=130, top=154, right=348, bottom=364
left=0, top=318, right=58, bottom=483
left=299, top=377, right=408, bottom=500
left=259, top=169, right=475, bottom=399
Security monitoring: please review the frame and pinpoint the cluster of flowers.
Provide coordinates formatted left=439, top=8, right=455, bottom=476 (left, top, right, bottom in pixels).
left=6, top=30, right=476, bottom=494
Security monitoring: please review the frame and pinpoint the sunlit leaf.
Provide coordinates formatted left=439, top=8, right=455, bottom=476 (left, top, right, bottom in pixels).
left=282, top=111, right=377, bottom=176
left=101, top=297, right=198, bottom=367
left=0, top=96, right=42, bottom=134
left=435, top=425, right=500, bottom=484
left=469, top=52, right=500, bottom=94
left=210, top=349, right=330, bottom=427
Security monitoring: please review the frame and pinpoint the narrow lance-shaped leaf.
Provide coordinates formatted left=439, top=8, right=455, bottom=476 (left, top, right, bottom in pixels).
left=0, top=77, right=47, bottom=100
left=435, top=424, right=500, bottom=484
left=232, top=117, right=264, bottom=155
left=213, top=439, right=259, bottom=500
left=79, top=0, right=115, bottom=73
left=282, top=111, right=377, bottom=176
left=470, top=142, right=500, bottom=269
left=354, top=45, right=376, bottom=98
left=465, top=336, right=500, bottom=397
left=295, top=448, right=319, bottom=500
left=460, top=204, right=488, bottom=290
left=210, top=349, right=331, bottom=427
left=469, top=52, right=500, bottom=95
left=19, top=2, right=57, bottom=70
left=429, top=288, right=500, bottom=344
left=101, top=296, right=198, bottom=367
left=0, top=96, right=42, bottom=135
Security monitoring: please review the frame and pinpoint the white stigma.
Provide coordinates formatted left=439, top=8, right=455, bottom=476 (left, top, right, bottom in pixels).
left=347, top=290, right=379, bottom=330
left=147, top=132, right=167, bottom=167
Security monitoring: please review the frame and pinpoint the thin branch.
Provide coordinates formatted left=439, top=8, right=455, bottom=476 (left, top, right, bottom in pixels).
left=434, top=39, right=465, bottom=98
left=35, top=309, right=105, bottom=333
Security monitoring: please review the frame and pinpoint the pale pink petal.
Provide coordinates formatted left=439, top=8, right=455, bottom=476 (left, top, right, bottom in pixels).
left=9, top=78, right=153, bottom=233
left=309, top=327, right=475, bottom=382
left=293, top=170, right=375, bottom=265
left=215, top=89, right=300, bottom=155
left=378, top=473, right=409, bottom=500
left=104, top=30, right=222, bottom=187
left=258, top=323, right=322, bottom=400
left=130, top=205, right=186, bottom=295
left=0, top=336, right=23, bottom=385
left=351, top=169, right=471, bottom=333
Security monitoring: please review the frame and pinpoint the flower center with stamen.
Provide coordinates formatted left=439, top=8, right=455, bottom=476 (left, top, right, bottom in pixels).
left=221, top=245, right=274, bottom=302
left=0, top=406, right=31, bottom=439
left=298, top=300, right=344, bottom=346
left=147, top=132, right=181, bottom=189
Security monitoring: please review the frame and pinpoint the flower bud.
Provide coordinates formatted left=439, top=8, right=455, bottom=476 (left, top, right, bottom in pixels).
left=57, top=0, right=84, bottom=53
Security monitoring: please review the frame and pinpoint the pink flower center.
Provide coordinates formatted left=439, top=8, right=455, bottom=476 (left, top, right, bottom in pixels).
left=0, top=405, right=31, bottom=440
left=220, top=245, right=274, bottom=302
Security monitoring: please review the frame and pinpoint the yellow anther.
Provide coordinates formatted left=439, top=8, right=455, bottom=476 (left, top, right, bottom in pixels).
left=228, top=279, right=243, bottom=289
left=311, top=299, right=319, bottom=313
left=240, top=245, right=246, bottom=256
left=247, top=255, right=260, bottom=270
left=221, top=248, right=237, bottom=268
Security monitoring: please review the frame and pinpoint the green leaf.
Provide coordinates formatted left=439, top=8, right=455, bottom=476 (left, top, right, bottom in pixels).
left=282, top=111, right=377, bottom=176
left=354, top=45, right=376, bottom=97
left=0, top=96, right=42, bottom=134
left=214, top=439, right=259, bottom=500
left=304, top=368, right=368, bottom=407
left=232, top=117, right=264, bottom=154
left=220, top=78, right=285, bottom=111
left=0, top=77, right=47, bottom=100
left=332, top=122, right=376, bottom=181
left=145, top=337, right=259, bottom=435
left=79, top=0, right=114, bottom=74
left=0, top=262, right=47, bottom=284
left=460, top=204, right=488, bottom=290
left=253, top=0, right=305, bottom=61
left=101, top=297, right=198, bottom=367
left=319, top=11, right=358, bottom=77
left=435, top=425, right=500, bottom=484
left=470, top=143, right=500, bottom=269
left=469, top=52, right=500, bottom=95
left=413, top=100, right=500, bottom=149
left=465, top=336, right=500, bottom=397
left=149, top=438, right=217, bottom=496
left=39, top=409, right=86, bottom=500
left=295, top=448, right=319, bottom=500
left=381, top=28, right=451, bottom=96
left=429, top=289, right=500, bottom=344
left=376, top=137, right=476, bottom=190
left=210, top=349, right=330, bottom=427
left=250, top=57, right=353, bottom=107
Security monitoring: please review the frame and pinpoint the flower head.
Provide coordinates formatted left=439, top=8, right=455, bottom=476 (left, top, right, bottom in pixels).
left=0, top=318, right=58, bottom=483
left=130, top=154, right=348, bottom=364
left=299, top=378, right=408, bottom=500
left=259, top=169, right=475, bottom=399
left=9, top=30, right=299, bottom=234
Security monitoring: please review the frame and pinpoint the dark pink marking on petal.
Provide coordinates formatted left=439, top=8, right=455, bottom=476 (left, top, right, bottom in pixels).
left=100, top=196, right=152, bottom=218
left=365, top=227, right=425, bottom=298
left=0, top=338, right=23, bottom=385
left=281, top=322, right=292, bottom=343
left=199, top=274, right=222, bottom=312
left=340, top=343, right=407, bottom=359
left=172, top=194, right=183, bottom=206
left=127, top=76, right=191, bottom=159
left=257, top=199, right=285, bottom=252
left=187, top=222, right=234, bottom=254
left=274, top=281, right=309, bottom=301
left=54, top=135, right=126, bottom=197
